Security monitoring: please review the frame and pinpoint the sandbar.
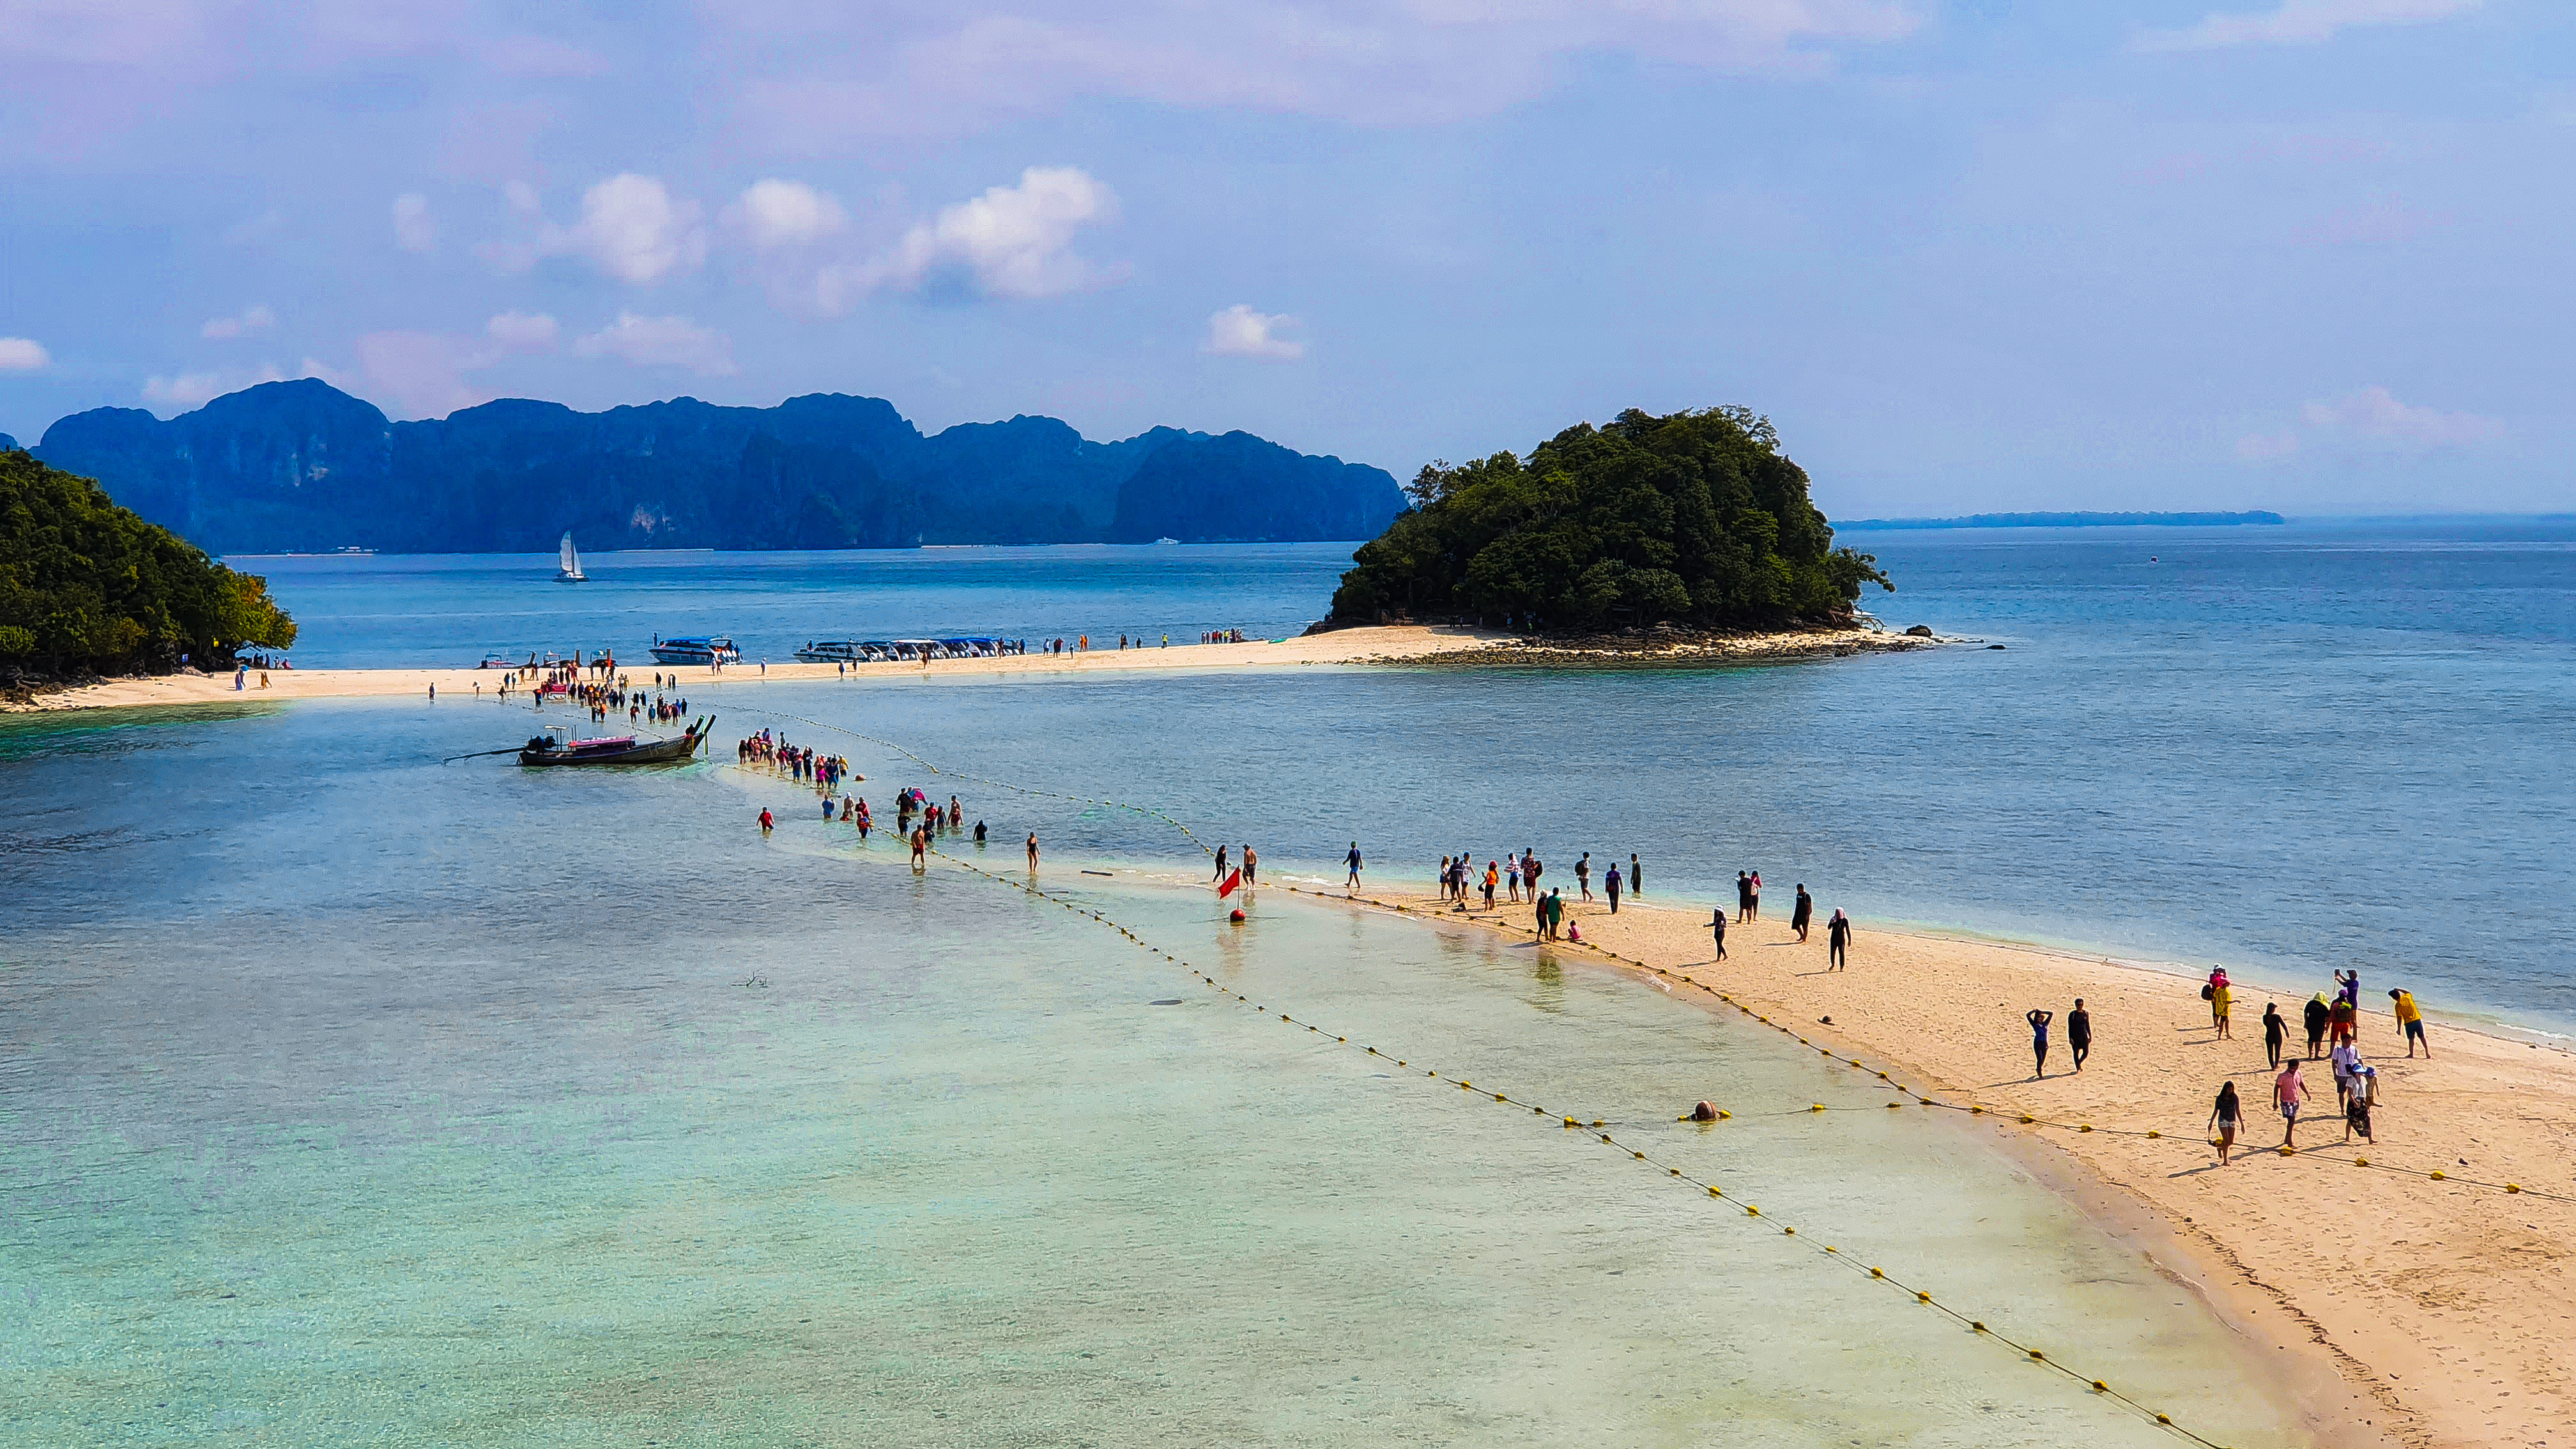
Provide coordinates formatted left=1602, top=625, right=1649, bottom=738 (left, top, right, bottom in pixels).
left=1303, top=878, right=2575, bottom=1449
left=15, top=623, right=1915, bottom=712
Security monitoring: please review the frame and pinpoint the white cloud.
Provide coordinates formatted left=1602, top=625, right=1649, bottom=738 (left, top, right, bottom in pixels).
left=820, top=166, right=1117, bottom=305
left=2301, top=385, right=2501, bottom=447
left=728, top=2, right=1922, bottom=145
left=356, top=332, right=490, bottom=417
left=393, top=192, right=436, bottom=252
left=533, top=174, right=707, bottom=284
left=484, top=310, right=559, bottom=349
left=2234, top=429, right=2299, bottom=461
left=199, top=303, right=276, bottom=340
left=502, top=180, right=540, bottom=215
left=572, top=312, right=737, bottom=375
left=2136, top=0, right=2478, bottom=52
left=141, top=360, right=348, bottom=413
left=0, top=337, right=50, bottom=372
left=1202, top=303, right=1304, bottom=360
left=732, top=178, right=847, bottom=249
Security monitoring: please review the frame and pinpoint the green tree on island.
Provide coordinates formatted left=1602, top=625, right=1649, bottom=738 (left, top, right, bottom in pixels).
left=0, top=449, right=296, bottom=680
left=1328, top=407, right=1891, bottom=631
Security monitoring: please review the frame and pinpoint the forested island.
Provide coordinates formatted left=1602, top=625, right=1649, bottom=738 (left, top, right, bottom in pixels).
left=1839, top=510, right=2285, bottom=529
left=1326, top=408, right=1890, bottom=634
left=0, top=449, right=296, bottom=693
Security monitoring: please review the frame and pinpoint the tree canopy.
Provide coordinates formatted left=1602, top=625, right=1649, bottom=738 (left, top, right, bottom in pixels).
left=0, top=448, right=296, bottom=677
left=1328, top=407, right=1891, bottom=631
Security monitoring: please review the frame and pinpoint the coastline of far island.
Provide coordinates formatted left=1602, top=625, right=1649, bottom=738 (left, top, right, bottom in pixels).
left=1838, top=509, right=2287, bottom=529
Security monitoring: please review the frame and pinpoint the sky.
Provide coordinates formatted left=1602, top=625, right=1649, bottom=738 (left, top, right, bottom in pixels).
left=1, top=0, right=2568, bottom=516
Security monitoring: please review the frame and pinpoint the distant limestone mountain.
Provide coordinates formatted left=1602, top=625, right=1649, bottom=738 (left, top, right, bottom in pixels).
left=33, top=380, right=1406, bottom=553
left=0, top=433, right=18, bottom=452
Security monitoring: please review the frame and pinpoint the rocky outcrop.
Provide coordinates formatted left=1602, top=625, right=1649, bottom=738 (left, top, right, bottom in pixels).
left=35, top=380, right=1405, bottom=553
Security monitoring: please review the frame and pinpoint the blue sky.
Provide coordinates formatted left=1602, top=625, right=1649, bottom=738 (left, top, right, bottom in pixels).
left=1, top=0, right=2566, bottom=515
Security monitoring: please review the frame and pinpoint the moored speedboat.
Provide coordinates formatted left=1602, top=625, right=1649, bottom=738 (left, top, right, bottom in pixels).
left=650, top=634, right=740, bottom=666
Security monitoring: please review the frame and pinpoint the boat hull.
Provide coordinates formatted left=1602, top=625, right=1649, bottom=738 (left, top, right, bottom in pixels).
left=518, top=733, right=703, bottom=767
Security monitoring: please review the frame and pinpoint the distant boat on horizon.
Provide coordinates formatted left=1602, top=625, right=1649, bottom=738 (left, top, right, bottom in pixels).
left=555, top=533, right=586, bottom=583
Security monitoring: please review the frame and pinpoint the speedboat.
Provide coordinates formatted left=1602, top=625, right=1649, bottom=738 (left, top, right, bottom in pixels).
left=650, top=634, right=740, bottom=666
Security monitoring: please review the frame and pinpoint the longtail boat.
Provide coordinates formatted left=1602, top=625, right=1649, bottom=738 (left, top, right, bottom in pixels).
left=517, top=716, right=712, bottom=767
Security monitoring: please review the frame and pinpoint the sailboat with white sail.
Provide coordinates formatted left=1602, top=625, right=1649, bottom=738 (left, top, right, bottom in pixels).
left=554, top=532, right=586, bottom=583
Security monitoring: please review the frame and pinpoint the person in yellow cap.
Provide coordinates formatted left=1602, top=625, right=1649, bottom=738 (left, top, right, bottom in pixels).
left=2389, top=988, right=2429, bottom=1058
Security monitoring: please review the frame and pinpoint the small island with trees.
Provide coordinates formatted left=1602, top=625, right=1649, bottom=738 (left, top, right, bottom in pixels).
left=1, top=449, right=298, bottom=701
left=1319, top=406, right=1922, bottom=665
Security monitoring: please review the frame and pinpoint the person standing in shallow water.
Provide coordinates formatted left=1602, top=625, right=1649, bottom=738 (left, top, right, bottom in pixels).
left=1575, top=853, right=1592, bottom=901
left=1629, top=854, right=1641, bottom=898
left=1345, top=842, right=1363, bottom=889
left=2025, top=1007, right=2053, bottom=1078
left=1026, top=832, right=1039, bottom=870
left=1791, top=885, right=1813, bottom=942
left=2067, top=999, right=2092, bottom=1071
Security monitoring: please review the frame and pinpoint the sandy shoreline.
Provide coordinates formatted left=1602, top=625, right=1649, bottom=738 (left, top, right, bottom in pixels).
left=1285, top=877, right=2575, bottom=1449
left=10, top=623, right=1921, bottom=712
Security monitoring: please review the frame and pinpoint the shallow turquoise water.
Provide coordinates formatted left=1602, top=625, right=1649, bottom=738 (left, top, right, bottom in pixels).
left=0, top=702, right=2303, bottom=1445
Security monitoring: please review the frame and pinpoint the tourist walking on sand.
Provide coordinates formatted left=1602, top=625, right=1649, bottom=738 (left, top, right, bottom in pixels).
left=2328, top=993, right=2356, bottom=1048
left=2209, top=1082, right=2242, bottom=1165
left=1825, top=909, right=1851, bottom=970
left=2390, top=988, right=2430, bottom=1057
left=2068, top=999, right=2092, bottom=1071
left=1736, top=871, right=1752, bottom=923
left=2211, top=977, right=2233, bottom=1040
left=2344, top=1071, right=2375, bottom=1144
left=2204, top=966, right=2229, bottom=1029
left=2274, top=1059, right=2306, bottom=1149
left=1215, top=845, right=1230, bottom=882
left=1710, top=908, right=1728, bottom=962
left=2026, top=1007, right=2053, bottom=1078
left=2303, top=993, right=2329, bottom=1058
left=2262, top=1002, right=2286, bottom=1069
left=1346, top=842, right=1363, bottom=889
left=1791, top=884, right=1813, bottom=942
left=1605, top=861, right=1621, bottom=914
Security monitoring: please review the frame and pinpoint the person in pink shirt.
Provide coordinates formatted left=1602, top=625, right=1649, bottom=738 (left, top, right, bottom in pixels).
left=2274, top=1059, right=2306, bottom=1150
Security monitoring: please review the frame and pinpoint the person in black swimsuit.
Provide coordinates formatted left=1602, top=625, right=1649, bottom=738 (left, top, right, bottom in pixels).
left=1791, top=885, right=1814, bottom=942
left=1710, top=909, right=1728, bottom=961
left=2262, top=1002, right=2285, bottom=1068
left=2067, top=999, right=2092, bottom=1071
left=1825, top=910, right=1851, bottom=970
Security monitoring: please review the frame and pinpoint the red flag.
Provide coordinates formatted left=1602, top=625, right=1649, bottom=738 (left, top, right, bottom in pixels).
left=1216, top=869, right=1241, bottom=898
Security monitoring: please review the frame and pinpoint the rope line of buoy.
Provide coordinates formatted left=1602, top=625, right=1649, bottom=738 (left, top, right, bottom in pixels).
left=1293, top=885, right=2571, bottom=1206
left=912, top=847, right=2239, bottom=1449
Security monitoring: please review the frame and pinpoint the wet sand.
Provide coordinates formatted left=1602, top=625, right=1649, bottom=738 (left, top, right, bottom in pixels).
left=15, top=623, right=1910, bottom=711
left=1301, top=878, right=2576, bottom=1449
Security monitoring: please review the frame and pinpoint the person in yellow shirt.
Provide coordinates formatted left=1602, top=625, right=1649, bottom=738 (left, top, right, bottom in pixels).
left=2211, top=981, right=2232, bottom=1039
left=2389, top=989, right=2430, bottom=1058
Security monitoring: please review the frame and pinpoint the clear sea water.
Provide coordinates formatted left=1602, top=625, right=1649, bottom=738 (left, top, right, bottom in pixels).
left=8, top=519, right=2572, bottom=1442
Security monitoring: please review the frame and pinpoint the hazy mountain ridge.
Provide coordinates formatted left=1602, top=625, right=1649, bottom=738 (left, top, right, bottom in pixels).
left=33, top=381, right=1405, bottom=553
